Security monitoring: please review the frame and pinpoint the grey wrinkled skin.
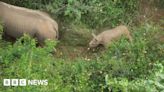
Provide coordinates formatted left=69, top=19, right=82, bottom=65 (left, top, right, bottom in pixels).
left=89, top=25, right=132, bottom=48
left=0, top=1, right=58, bottom=45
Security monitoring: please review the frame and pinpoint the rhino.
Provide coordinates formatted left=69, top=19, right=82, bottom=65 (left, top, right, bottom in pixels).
left=89, top=25, right=132, bottom=48
left=0, top=1, right=58, bottom=45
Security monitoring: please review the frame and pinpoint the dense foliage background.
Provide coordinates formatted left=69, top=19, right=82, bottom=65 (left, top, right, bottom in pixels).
left=0, top=0, right=163, bottom=92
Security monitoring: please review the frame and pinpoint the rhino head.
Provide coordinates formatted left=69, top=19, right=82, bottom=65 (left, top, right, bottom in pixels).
left=89, top=33, right=101, bottom=48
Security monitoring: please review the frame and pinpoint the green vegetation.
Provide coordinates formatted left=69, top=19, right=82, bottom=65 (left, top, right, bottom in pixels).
left=0, top=0, right=164, bottom=92
left=46, top=0, right=139, bottom=28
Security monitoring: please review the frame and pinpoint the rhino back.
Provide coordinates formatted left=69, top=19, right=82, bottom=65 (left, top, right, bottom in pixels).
left=100, top=26, right=127, bottom=45
left=37, top=11, right=59, bottom=39
left=0, top=2, right=47, bottom=38
left=3, top=10, right=40, bottom=37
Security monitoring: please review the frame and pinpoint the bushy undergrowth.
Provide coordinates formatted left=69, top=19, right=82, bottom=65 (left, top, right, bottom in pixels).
left=105, top=63, right=164, bottom=92
left=0, top=23, right=163, bottom=92
left=47, top=0, right=139, bottom=28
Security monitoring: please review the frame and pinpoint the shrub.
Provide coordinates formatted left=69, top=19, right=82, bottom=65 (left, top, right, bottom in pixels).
left=0, top=34, right=58, bottom=91
left=0, top=34, right=57, bottom=64
left=47, top=0, right=139, bottom=28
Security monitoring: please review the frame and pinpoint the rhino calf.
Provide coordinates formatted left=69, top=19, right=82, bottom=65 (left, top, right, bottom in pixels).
left=89, top=25, right=132, bottom=48
left=0, top=2, right=58, bottom=45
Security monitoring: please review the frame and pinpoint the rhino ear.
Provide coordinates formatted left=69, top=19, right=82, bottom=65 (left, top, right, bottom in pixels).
left=92, top=33, right=96, bottom=38
left=92, top=33, right=98, bottom=41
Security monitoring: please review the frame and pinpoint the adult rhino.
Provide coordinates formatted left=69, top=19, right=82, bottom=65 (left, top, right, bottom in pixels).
left=0, top=1, right=58, bottom=45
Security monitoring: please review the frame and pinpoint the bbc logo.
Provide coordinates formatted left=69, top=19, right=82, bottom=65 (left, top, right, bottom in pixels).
left=3, top=79, right=26, bottom=86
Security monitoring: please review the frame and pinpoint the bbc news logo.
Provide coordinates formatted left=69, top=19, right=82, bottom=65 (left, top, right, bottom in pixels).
left=3, top=79, right=48, bottom=86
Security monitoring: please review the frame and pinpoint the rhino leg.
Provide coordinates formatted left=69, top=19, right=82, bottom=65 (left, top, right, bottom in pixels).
left=127, top=34, right=133, bottom=42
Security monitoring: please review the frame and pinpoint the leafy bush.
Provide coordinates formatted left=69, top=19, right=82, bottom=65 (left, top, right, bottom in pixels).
left=104, top=62, right=164, bottom=92
left=0, top=34, right=58, bottom=91
left=0, top=34, right=57, bottom=65
left=47, top=0, right=139, bottom=28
